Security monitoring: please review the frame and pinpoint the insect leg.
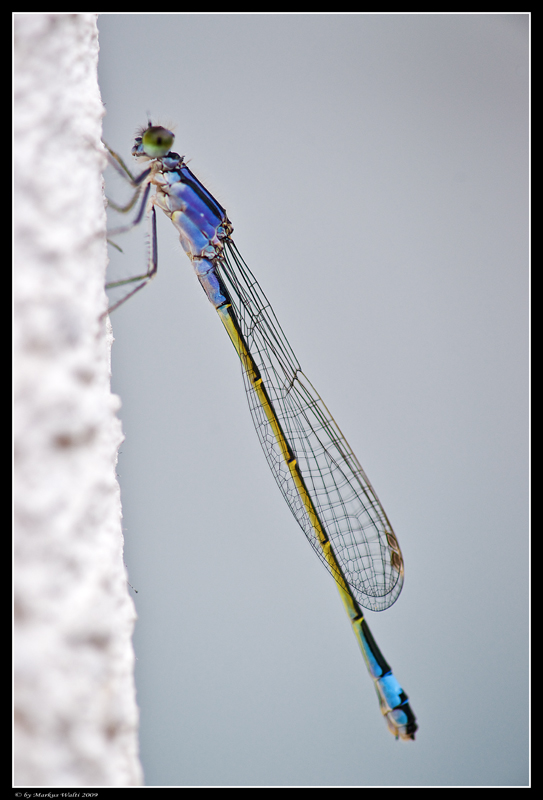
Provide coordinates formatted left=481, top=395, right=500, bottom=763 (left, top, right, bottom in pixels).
left=104, top=203, right=158, bottom=316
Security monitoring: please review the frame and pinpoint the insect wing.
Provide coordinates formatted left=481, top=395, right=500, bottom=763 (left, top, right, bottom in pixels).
left=218, top=242, right=404, bottom=612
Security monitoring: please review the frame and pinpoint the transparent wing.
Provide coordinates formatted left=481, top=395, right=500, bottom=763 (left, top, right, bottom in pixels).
left=217, top=241, right=404, bottom=612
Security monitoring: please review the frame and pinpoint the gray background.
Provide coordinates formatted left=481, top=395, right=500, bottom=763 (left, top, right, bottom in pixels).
left=98, top=14, right=529, bottom=787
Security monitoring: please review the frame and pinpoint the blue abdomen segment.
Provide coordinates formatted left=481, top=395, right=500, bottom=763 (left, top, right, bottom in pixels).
left=353, top=615, right=417, bottom=739
left=193, top=259, right=230, bottom=308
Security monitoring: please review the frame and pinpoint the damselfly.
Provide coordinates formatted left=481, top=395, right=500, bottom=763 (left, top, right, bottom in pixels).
left=105, top=124, right=417, bottom=740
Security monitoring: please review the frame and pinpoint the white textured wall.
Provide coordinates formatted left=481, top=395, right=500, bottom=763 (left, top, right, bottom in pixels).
left=14, top=14, right=143, bottom=787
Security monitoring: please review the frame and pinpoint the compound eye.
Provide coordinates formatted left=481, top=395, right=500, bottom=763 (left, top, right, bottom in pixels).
left=141, top=126, right=174, bottom=158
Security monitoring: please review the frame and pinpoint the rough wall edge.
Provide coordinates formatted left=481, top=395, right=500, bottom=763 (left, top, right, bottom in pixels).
left=14, top=13, right=143, bottom=787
